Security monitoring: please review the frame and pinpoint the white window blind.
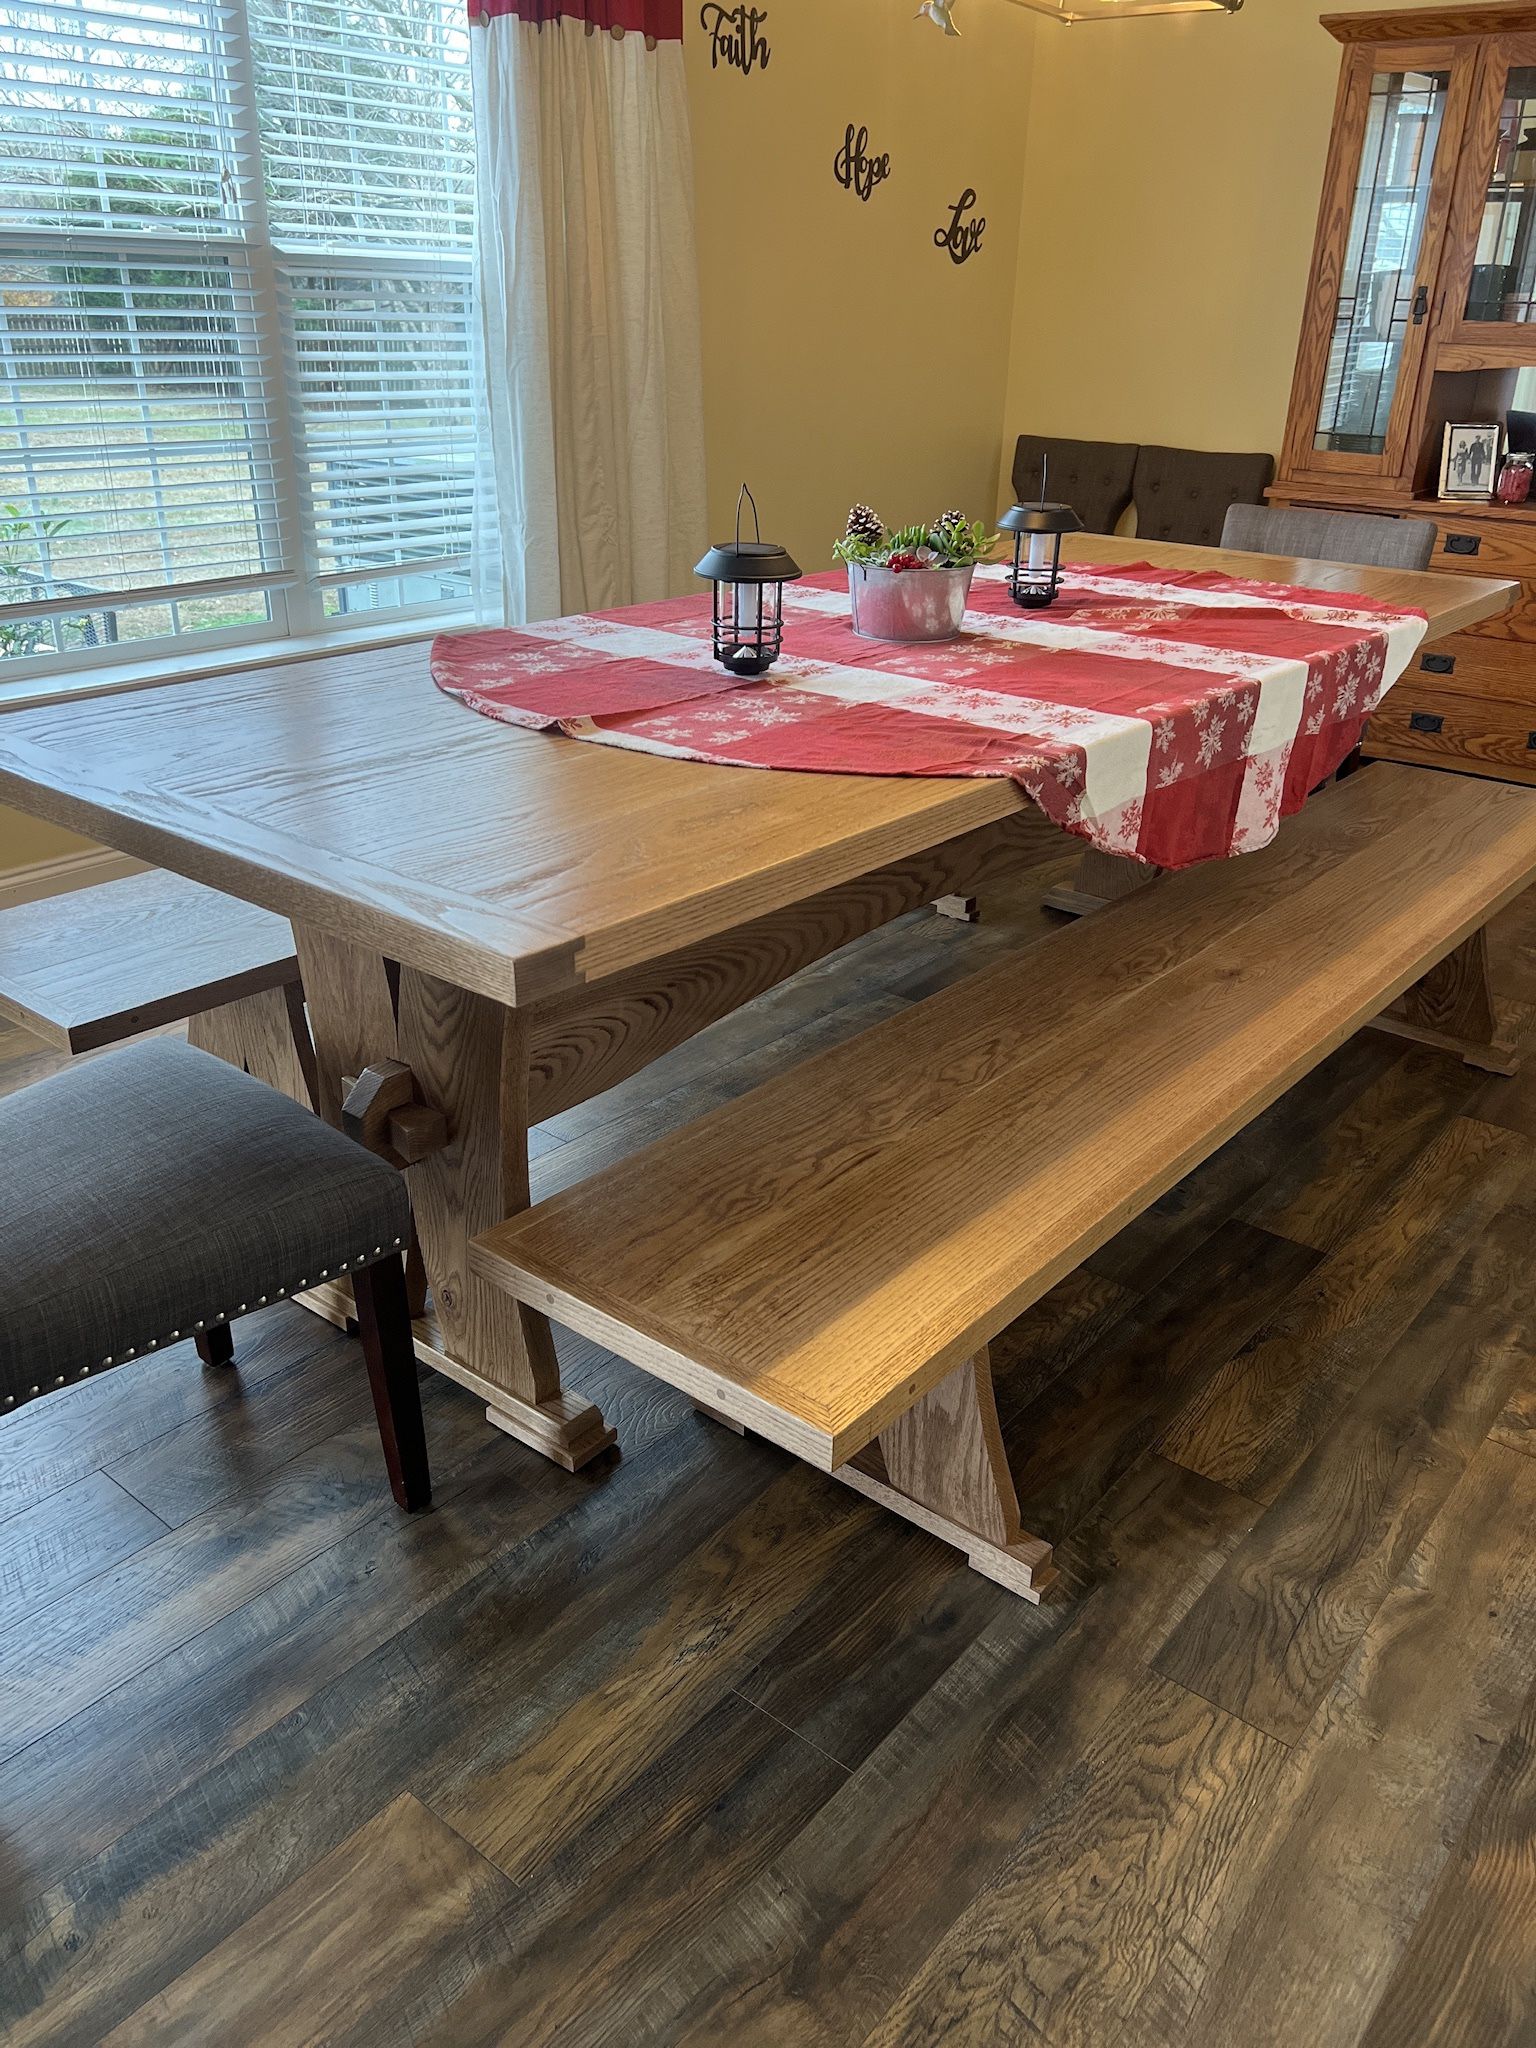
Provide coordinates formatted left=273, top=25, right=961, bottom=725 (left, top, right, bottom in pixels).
left=0, top=0, right=474, bottom=675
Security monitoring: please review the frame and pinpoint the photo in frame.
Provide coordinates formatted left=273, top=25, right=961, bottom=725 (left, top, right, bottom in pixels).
left=1439, top=421, right=1503, bottom=500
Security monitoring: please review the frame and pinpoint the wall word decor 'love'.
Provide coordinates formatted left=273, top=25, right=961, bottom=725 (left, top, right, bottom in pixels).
left=834, top=124, right=892, bottom=202
left=934, top=188, right=985, bottom=264
left=700, top=3, right=770, bottom=73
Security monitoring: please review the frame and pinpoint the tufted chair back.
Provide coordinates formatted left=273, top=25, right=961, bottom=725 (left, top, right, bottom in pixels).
left=1132, top=445, right=1275, bottom=547
left=1011, top=434, right=1138, bottom=535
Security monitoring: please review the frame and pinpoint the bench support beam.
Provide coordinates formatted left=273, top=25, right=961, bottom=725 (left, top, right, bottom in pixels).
left=836, top=1351, right=1057, bottom=1603
left=1372, top=927, right=1521, bottom=1075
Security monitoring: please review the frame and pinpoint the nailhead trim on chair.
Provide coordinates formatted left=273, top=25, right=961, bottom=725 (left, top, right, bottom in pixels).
left=2, top=1235, right=407, bottom=1413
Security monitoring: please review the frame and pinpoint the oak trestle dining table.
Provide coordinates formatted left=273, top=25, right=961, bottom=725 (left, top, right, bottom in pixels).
left=0, top=535, right=1515, bottom=1471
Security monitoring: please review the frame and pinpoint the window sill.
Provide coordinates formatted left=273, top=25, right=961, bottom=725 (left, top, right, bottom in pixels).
left=0, top=610, right=475, bottom=716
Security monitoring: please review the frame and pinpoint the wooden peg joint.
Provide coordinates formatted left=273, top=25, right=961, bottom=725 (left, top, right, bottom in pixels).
left=342, top=1059, right=449, bottom=1167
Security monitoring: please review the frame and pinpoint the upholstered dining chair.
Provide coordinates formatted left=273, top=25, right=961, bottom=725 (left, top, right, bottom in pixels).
left=0, top=1037, right=430, bottom=1509
left=1012, top=433, right=1139, bottom=535
left=1132, top=444, right=1275, bottom=547
left=1220, top=502, right=1436, bottom=572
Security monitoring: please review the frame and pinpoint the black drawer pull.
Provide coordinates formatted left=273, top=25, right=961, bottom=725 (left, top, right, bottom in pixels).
left=1527, top=733, right=1536, bottom=751
left=1410, top=711, right=1445, bottom=733
left=1444, top=532, right=1482, bottom=556
left=1420, top=653, right=1455, bottom=674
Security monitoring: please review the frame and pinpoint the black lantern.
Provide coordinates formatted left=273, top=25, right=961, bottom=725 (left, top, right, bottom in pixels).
left=695, top=484, right=801, bottom=677
left=999, top=457, right=1083, bottom=609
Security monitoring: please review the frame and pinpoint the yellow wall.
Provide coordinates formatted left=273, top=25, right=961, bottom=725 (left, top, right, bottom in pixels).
left=0, top=809, right=91, bottom=874
left=688, top=0, right=1037, bottom=573
left=999, top=0, right=1397, bottom=488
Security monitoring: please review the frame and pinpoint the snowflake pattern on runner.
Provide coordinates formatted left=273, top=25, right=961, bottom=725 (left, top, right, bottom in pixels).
left=431, top=563, right=1427, bottom=870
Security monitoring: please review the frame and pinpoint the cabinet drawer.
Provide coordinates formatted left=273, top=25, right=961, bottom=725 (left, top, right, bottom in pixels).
left=1429, top=517, right=1536, bottom=576
left=1408, top=631, right=1536, bottom=704
left=1364, top=684, right=1536, bottom=783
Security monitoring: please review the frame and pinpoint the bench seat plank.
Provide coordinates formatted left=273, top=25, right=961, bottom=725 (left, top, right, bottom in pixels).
left=473, top=764, right=1536, bottom=1472
left=0, top=869, right=299, bottom=1054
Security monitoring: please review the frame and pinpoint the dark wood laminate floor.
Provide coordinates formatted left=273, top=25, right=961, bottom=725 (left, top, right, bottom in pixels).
left=4, top=842, right=1536, bottom=2047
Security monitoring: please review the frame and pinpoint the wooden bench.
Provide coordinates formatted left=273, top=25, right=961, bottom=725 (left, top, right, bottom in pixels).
left=472, top=763, right=1536, bottom=1602
left=0, top=868, right=313, bottom=1106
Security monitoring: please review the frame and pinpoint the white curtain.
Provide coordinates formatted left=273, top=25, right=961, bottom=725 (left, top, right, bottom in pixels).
left=471, top=2, right=707, bottom=623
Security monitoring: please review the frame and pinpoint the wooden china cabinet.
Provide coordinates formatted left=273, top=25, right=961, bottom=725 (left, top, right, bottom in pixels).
left=1274, top=3, right=1536, bottom=781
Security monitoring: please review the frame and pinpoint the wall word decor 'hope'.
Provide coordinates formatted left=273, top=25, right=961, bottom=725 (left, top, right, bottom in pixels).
left=700, top=3, right=771, bottom=73
left=834, top=124, right=892, bottom=202
left=935, top=188, right=985, bottom=263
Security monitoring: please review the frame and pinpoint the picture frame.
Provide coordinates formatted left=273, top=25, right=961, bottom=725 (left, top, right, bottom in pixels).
left=1439, top=421, right=1504, bottom=500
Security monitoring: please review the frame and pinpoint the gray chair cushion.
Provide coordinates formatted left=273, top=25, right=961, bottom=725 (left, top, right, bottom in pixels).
left=1132, top=444, right=1276, bottom=547
left=1, top=1039, right=411, bottom=1407
left=1013, top=433, right=1138, bottom=535
left=1220, top=502, right=1436, bottom=572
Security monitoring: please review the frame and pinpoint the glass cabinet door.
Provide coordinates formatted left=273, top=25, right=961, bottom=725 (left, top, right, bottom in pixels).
left=1453, top=40, right=1536, bottom=331
left=1314, top=66, right=1452, bottom=455
left=1283, top=39, right=1474, bottom=486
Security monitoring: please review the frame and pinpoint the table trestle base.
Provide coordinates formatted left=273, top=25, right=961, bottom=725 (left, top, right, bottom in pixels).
left=298, top=1279, right=616, bottom=1471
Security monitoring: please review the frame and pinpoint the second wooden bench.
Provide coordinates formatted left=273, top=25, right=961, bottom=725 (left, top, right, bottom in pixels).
left=473, top=763, right=1536, bottom=1601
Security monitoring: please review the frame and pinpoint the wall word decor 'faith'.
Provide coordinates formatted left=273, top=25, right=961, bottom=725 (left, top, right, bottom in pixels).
left=700, top=3, right=770, bottom=72
left=935, top=188, right=985, bottom=263
left=835, top=124, right=892, bottom=202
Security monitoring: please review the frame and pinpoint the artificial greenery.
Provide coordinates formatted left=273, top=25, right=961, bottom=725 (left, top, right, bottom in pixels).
left=0, top=505, right=84, bottom=662
left=833, top=505, right=997, bottom=572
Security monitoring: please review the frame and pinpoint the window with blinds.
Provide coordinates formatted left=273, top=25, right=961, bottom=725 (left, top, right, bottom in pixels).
left=0, top=0, right=474, bottom=675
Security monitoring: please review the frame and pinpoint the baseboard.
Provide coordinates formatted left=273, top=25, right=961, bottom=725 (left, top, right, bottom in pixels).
left=0, top=846, right=146, bottom=910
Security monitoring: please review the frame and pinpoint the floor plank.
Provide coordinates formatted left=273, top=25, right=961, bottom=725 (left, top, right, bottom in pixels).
left=1156, top=1176, right=1536, bottom=1742
left=1359, top=1668, right=1536, bottom=2048
left=593, top=1459, right=1260, bottom=2048
left=97, top=1794, right=519, bottom=2048
left=1007, top=1219, right=1318, bottom=1548
left=1162, top=1116, right=1536, bottom=1502
left=0, top=1471, right=165, bottom=1634
left=1126, top=1442, right=1536, bottom=2048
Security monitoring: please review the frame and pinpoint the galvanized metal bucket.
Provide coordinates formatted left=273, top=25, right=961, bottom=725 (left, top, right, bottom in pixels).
left=847, top=563, right=975, bottom=642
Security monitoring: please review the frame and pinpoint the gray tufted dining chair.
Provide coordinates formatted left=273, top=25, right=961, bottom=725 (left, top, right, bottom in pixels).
left=0, top=1037, right=430, bottom=1510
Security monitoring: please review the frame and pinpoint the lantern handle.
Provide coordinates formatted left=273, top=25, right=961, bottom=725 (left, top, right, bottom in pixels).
left=1039, top=454, right=1048, bottom=508
left=735, top=482, right=763, bottom=548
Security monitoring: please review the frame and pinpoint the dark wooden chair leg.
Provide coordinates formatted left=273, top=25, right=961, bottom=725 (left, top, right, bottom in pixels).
left=195, top=1323, right=235, bottom=1367
left=352, top=1254, right=431, bottom=1511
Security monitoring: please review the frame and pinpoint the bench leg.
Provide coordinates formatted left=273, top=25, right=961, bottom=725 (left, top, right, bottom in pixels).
left=835, top=1349, right=1057, bottom=1603
left=934, top=894, right=979, bottom=922
left=1042, top=848, right=1162, bottom=919
left=1372, top=928, right=1520, bottom=1075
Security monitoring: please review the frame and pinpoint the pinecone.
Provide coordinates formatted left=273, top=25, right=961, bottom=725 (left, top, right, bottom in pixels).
left=933, top=507, right=966, bottom=537
left=845, top=503, right=883, bottom=545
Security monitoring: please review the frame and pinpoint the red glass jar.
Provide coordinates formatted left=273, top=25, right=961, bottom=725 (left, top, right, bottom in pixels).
left=1497, top=452, right=1533, bottom=505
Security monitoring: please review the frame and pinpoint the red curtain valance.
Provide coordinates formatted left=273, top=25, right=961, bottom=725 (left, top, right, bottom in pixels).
left=469, top=0, right=684, bottom=34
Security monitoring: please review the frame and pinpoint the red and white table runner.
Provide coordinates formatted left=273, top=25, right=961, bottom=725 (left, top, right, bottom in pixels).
left=432, top=562, right=1428, bottom=869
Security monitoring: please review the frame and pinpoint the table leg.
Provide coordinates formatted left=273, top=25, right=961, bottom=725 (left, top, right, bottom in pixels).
left=1042, top=848, right=1162, bottom=919
left=186, top=981, right=316, bottom=1108
left=833, top=1349, right=1057, bottom=1602
left=293, top=926, right=615, bottom=1472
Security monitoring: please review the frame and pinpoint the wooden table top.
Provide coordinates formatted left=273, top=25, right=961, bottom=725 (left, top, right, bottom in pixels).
left=0, top=535, right=1514, bottom=1009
